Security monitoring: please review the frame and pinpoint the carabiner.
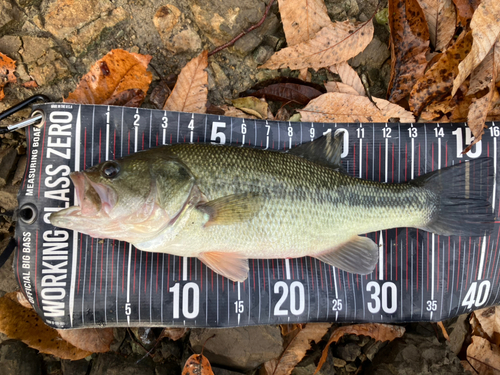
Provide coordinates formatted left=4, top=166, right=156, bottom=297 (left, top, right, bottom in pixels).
left=0, top=94, right=50, bottom=134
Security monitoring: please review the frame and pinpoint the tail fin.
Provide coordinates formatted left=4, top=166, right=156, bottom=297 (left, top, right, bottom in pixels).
left=411, top=158, right=494, bottom=237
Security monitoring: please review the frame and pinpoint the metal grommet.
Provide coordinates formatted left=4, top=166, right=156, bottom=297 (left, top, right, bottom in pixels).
left=19, top=204, right=37, bottom=225
left=31, top=109, right=45, bottom=128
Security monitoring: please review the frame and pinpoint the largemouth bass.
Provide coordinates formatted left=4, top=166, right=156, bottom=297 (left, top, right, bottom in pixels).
left=50, top=133, right=494, bottom=282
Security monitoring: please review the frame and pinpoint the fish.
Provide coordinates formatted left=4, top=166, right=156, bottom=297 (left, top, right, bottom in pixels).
left=49, top=132, right=494, bottom=282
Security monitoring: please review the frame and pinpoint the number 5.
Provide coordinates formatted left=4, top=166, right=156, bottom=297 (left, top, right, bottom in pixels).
left=211, top=122, right=226, bottom=144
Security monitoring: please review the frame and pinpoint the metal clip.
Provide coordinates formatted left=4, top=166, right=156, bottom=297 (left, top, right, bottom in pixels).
left=0, top=94, right=50, bottom=134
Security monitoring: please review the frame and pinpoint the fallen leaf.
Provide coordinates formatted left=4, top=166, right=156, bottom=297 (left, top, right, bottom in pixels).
left=472, top=306, right=500, bottom=345
left=466, top=43, right=499, bottom=148
left=0, top=292, right=91, bottom=360
left=0, top=52, right=16, bottom=101
left=248, top=82, right=323, bottom=104
left=232, top=97, right=269, bottom=119
left=260, top=19, right=374, bottom=71
left=57, top=328, right=114, bottom=353
left=298, top=92, right=415, bottom=122
left=65, top=49, right=152, bottom=105
left=466, top=336, right=500, bottom=375
left=280, top=324, right=302, bottom=336
left=159, top=327, right=189, bottom=341
left=182, top=353, right=215, bottom=375
left=278, top=0, right=331, bottom=46
left=387, top=0, right=430, bottom=103
left=22, top=80, right=38, bottom=89
left=452, top=0, right=500, bottom=96
left=469, top=40, right=500, bottom=95
left=220, top=105, right=260, bottom=119
left=164, top=50, right=208, bottom=113
left=329, top=62, right=366, bottom=96
left=416, top=0, right=456, bottom=51
left=150, top=79, right=172, bottom=109
left=260, top=323, right=331, bottom=375
left=452, top=0, right=480, bottom=27
left=410, top=31, right=473, bottom=115
left=315, top=324, right=405, bottom=374
left=101, top=88, right=145, bottom=107
left=325, top=81, right=360, bottom=95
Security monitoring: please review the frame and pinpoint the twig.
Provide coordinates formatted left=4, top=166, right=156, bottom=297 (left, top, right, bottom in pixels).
left=208, top=0, right=275, bottom=57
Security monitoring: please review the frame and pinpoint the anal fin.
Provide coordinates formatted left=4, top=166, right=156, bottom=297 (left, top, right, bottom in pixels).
left=198, top=252, right=249, bottom=282
left=314, top=236, right=378, bottom=275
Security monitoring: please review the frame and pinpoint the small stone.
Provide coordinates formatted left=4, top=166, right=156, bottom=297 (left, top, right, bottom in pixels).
left=0, top=2, right=18, bottom=29
left=212, top=368, right=246, bottom=375
left=349, top=37, right=390, bottom=70
left=363, top=341, right=385, bottom=361
left=447, top=314, right=469, bottom=355
left=189, top=325, right=283, bottom=371
left=0, top=36, right=22, bottom=58
left=345, top=363, right=358, bottom=372
left=61, top=359, right=90, bottom=375
left=333, top=357, right=347, bottom=367
left=89, top=352, right=155, bottom=375
left=357, top=336, right=371, bottom=347
left=0, top=147, right=18, bottom=187
left=159, top=339, right=181, bottom=361
left=336, top=343, right=361, bottom=362
left=253, top=45, right=274, bottom=65
left=0, top=340, right=43, bottom=375
left=263, top=34, right=279, bottom=49
left=12, top=155, right=27, bottom=185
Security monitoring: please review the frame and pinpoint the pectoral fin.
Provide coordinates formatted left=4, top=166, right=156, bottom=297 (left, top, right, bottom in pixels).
left=198, top=252, right=249, bottom=282
left=196, top=193, right=262, bottom=226
left=314, top=236, right=378, bottom=275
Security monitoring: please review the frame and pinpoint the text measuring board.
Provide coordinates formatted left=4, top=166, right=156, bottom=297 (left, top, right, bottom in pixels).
left=14, top=103, right=500, bottom=329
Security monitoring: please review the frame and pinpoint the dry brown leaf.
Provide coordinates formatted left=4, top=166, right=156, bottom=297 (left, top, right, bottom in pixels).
left=65, top=49, right=152, bottom=105
left=329, top=62, right=366, bottom=96
left=182, top=353, right=215, bottom=375
left=388, top=0, right=430, bottom=103
left=315, top=323, right=405, bottom=374
left=467, top=336, right=500, bottom=375
left=159, top=327, right=189, bottom=341
left=474, top=306, right=500, bottom=345
left=22, top=80, right=38, bottom=89
left=280, top=324, right=303, bottom=336
left=260, top=323, right=331, bottom=375
left=220, top=105, right=260, bottom=119
left=416, top=0, right=456, bottom=51
left=278, top=0, right=331, bottom=46
left=260, top=20, right=374, bottom=71
left=298, top=92, right=415, bottom=123
left=452, top=0, right=480, bottom=27
left=57, top=328, right=113, bottom=353
left=232, top=97, right=269, bottom=119
left=325, top=81, right=360, bottom=95
left=410, top=31, right=473, bottom=115
left=466, top=43, right=498, bottom=147
left=0, top=52, right=16, bottom=101
left=164, top=50, right=208, bottom=113
left=469, top=40, right=500, bottom=95
left=452, top=0, right=500, bottom=96
left=0, top=292, right=91, bottom=360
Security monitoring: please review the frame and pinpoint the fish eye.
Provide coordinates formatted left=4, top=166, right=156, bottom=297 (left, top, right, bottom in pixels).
left=101, top=161, right=120, bottom=179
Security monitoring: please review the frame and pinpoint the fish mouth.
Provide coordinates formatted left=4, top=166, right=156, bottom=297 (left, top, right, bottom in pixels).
left=71, top=172, right=117, bottom=216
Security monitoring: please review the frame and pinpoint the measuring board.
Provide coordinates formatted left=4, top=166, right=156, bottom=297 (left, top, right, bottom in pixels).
left=14, top=103, right=500, bottom=329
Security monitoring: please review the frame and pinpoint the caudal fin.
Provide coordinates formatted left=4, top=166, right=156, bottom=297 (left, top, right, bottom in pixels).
left=412, top=158, right=494, bottom=237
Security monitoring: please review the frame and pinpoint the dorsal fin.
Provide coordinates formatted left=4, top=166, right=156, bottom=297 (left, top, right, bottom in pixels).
left=288, top=131, right=344, bottom=170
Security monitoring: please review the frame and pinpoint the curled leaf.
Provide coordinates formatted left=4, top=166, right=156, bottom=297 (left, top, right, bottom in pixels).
left=329, top=62, right=366, bottom=96
left=388, top=0, right=430, bottom=103
left=248, top=83, right=323, bottom=104
left=164, top=50, right=208, bottom=113
left=57, top=328, right=114, bottom=353
left=466, top=336, right=500, bottom=375
left=315, top=324, right=405, bottom=374
left=260, top=20, right=374, bottom=71
left=232, top=97, right=268, bottom=119
left=452, top=0, right=500, bottom=96
left=65, top=49, right=152, bottom=106
left=298, top=92, right=415, bottom=123
left=324, top=81, right=360, bottom=95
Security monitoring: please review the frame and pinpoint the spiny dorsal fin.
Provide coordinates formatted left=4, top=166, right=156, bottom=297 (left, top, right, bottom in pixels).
left=288, top=131, right=344, bottom=170
left=196, top=193, right=263, bottom=226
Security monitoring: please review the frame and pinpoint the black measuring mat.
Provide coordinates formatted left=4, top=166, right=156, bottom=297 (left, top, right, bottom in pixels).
left=14, top=103, right=500, bottom=329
